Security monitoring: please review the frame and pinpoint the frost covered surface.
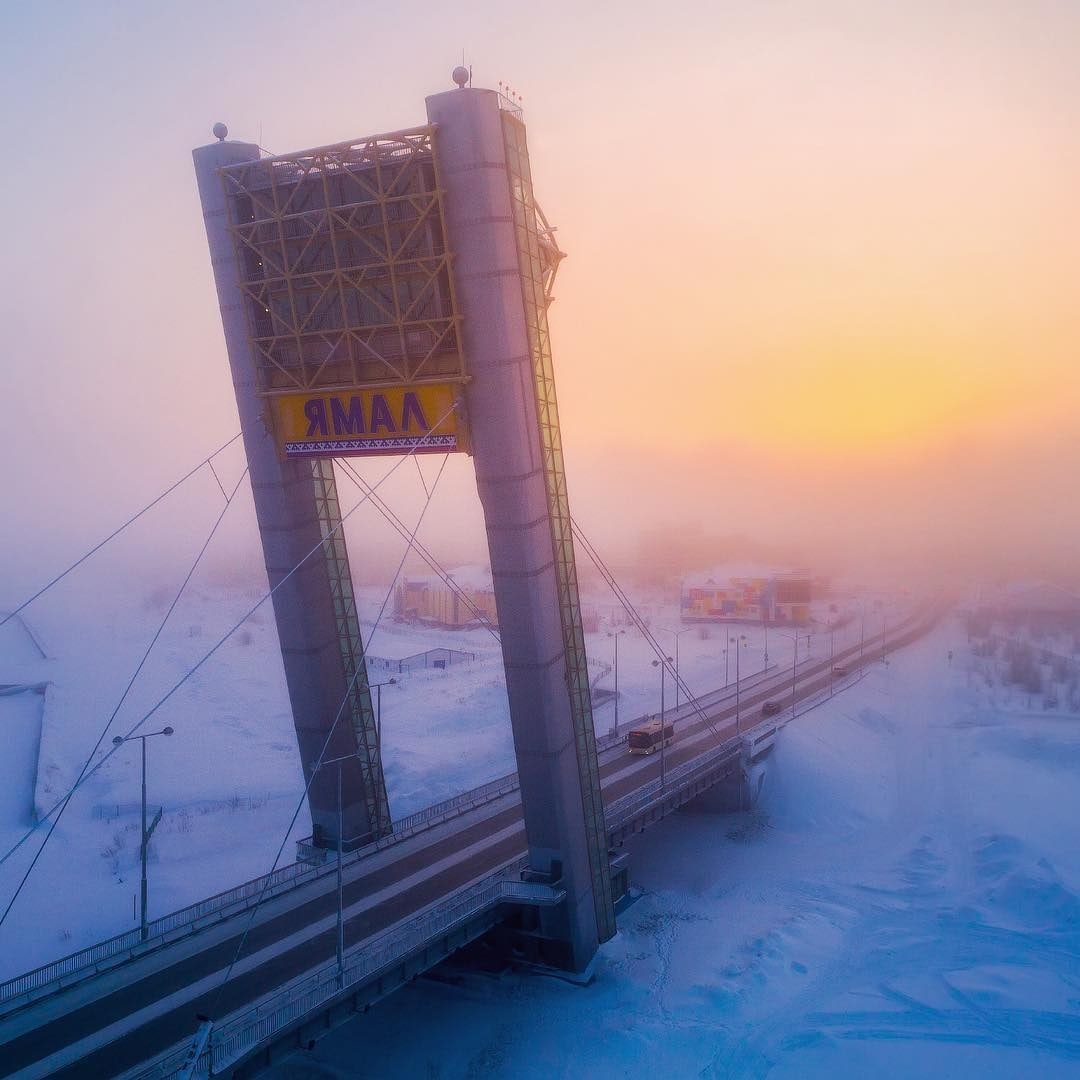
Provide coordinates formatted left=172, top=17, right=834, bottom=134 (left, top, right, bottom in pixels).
left=277, top=618, right=1080, bottom=1079
left=0, top=572, right=875, bottom=979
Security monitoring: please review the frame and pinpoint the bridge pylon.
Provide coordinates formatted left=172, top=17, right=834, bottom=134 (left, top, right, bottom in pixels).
left=192, top=76, right=614, bottom=970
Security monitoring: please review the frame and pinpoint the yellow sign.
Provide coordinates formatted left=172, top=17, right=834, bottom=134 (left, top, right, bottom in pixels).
left=269, top=384, right=464, bottom=458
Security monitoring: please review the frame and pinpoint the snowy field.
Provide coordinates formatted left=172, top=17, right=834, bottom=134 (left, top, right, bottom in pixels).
left=266, top=615, right=1080, bottom=1079
left=0, top=570, right=877, bottom=979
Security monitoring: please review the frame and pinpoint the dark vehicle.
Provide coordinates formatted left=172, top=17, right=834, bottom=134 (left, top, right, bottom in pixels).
left=832, top=664, right=849, bottom=677
left=760, top=700, right=782, bottom=716
left=627, top=717, right=675, bottom=755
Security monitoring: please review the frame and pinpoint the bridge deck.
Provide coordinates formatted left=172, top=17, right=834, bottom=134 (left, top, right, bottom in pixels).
left=0, top=606, right=942, bottom=1080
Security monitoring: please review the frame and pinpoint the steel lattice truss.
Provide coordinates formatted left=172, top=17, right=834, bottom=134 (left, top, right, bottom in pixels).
left=221, top=127, right=465, bottom=395
left=501, top=112, right=617, bottom=943
left=311, top=458, right=390, bottom=838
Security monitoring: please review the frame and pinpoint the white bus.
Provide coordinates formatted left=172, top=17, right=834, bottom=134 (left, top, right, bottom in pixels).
left=627, top=717, right=675, bottom=756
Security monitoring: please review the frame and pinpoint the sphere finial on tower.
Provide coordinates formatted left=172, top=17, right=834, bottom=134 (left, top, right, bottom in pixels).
left=452, top=66, right=469, bottom=88
left=212, top=122, right=229, bottom=141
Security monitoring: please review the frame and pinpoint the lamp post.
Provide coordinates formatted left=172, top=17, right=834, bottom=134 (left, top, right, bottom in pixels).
left=607, top=629, right=626, bottom=735
left=828, top=622, right=837, bottom=697
left=659, top=627, right=693, bottom=709
left=369, top=677, right=397, bottom=738
left=309, top=752, right=361, bottom=988
left=368, top=677, right=397, bottom=763
left=723, top=642, right=729, bottom=688
left=651, top=655, right=674, bottom=787
left=732, top=633, right=748, bottom=733
left=763, top=618, right=769, bottom=671
left=112, top=726, right=174, bottom=940
left=774, top=630, right=800, bottom=722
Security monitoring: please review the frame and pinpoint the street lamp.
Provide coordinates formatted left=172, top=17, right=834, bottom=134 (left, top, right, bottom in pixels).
left=309, top=752, right=361, bottom=988
left=368, top=677, right=397, bottom=759
left=829, top=622, right=837, bottom=697
left=731, top=633, right=748, bottom=733
left=659, top=627, right=693, bottom=709
left=774, top=630, right=800, bottom=723
left=650, top=655, right=674, bottom=787
left=112, top=726, right=174, bottom=940
left=607, top=629, right=626, bottom=736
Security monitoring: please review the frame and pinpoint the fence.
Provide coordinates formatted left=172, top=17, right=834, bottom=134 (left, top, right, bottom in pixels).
left=123, top=858, right=547, bottom=1080
left=366, top=647, right=476, bottom=674
left=0, top=771, right=520, bottom=1011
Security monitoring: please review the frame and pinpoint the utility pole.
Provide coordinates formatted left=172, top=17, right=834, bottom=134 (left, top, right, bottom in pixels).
left=651, top=656, right=673, bottom=787
left=336, top=762, right=344, bottom=985
left=829, top=624, right=836, bottom=698
left=112, top=726, right=173, bottom=941
left=791, top=634, right=798, bottom=721
left=659, top=627, right=692, bottom=709
left=608, top=629, right=625, bottom=736
left=311, top=752, right=360, bottom=989
left=733, top=634, right=746, bottom=734
left=660, top=660, right=666, bottom=787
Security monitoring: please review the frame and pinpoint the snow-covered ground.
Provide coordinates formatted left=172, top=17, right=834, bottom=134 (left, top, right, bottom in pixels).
left=0, top=571, right=887, bottom=980
left=267, top=615, right=1080, bottom=1079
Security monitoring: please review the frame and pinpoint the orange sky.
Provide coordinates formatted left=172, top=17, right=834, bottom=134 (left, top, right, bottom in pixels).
left=1, top=1, right=1077, bottom=588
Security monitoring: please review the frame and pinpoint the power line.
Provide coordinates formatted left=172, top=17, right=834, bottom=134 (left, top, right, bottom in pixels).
left=0, top=432, right=243, bottom=630
left=208, top=454, right=450, bottom=1020
left=570, top=518, right=725, bottom=744
left=0, top=468, right=250, bottom=930
left=0, top=405, right=459, bottom=874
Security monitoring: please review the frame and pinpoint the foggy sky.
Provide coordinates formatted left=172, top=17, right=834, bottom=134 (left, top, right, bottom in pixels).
left=2, top=0, right=1078, bottom=606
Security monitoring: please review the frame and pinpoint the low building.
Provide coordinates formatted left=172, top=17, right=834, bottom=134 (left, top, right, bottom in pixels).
left=681, top=568, right=813, bottom=626
left=394, top=565, right=499, bottom=629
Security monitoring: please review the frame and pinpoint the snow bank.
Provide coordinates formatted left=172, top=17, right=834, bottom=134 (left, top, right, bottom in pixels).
left=275, top=617, right=1080, bottom=1079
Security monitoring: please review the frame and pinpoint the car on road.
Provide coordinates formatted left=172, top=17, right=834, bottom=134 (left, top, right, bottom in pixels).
left=831, top=664, right=849, bottom=677
left=760, top=700, right=782, bottom=716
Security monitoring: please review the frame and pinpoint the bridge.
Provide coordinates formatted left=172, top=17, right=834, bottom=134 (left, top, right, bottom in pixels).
left=0, top=69, right=945, bottom=1079
left=0, top=602, right=941, bottom=1079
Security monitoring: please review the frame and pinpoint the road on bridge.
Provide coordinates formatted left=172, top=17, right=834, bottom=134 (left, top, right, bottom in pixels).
left=0, top=601, right=943, bottom=1079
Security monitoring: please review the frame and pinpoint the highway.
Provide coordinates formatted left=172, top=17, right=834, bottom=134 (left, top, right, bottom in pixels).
left=0, top=601, right=942, bottom=1079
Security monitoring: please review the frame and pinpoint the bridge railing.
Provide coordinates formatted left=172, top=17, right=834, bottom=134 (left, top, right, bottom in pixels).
left=124, top=857, right=543, bottom=1080
left=0, top=664, right=795, bottom=1011
left=1, top=616, right=927, bottom=1012
left=0, top=770, right=521, bottom=1011
left=605, top=731, right=743, bottom=830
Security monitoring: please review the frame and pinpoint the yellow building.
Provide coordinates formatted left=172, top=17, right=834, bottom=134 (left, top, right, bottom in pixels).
left=394, top=567, right=499, bottom=629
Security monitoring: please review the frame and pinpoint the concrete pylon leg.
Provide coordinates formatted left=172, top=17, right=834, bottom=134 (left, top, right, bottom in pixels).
left=193, top=139, right=388, bottom=848
left=426, top=88, right=614, bottom=970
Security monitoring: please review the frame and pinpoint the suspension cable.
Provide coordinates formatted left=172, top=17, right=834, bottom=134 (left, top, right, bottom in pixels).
left=335, top=458, right=501, bottom=643
left=208, top=453, right=451, bottom=1018
left=0, top=404, right=458, bottom=875
left=0, top=468, right=250, bottom=929
left=0, top=432, right=242, bottom=630
left=570, top=518, right=727, bottom=743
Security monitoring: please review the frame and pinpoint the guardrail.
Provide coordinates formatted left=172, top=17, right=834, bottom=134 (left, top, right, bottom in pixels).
left=124, top=858, right=548, bottom=1080
left=2, top=608, right=934, bottom=1013
left=3, top=665, right=781, bottom=1009
left=0, top=771, right=522, bottom=1011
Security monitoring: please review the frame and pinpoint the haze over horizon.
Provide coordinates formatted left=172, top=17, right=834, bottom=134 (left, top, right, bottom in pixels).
left=2, top=0, right=1077, bottom=597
